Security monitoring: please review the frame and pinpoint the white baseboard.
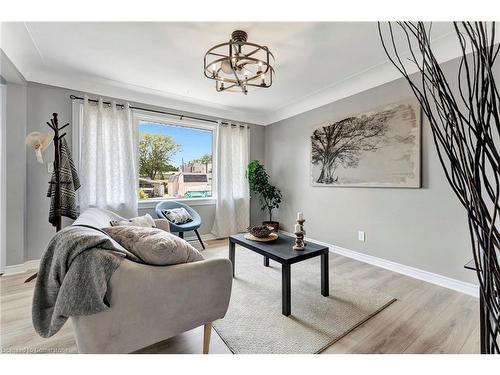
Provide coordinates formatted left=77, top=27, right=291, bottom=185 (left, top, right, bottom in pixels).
left=281, top=231, right=479, bottom=298
left=184, top=233, right=217, bottom=242
left=6, top=233, right=477, bottom=298
left=3, top=259, right=40, bottom=276
left=1, top=234, right=216, bottom=276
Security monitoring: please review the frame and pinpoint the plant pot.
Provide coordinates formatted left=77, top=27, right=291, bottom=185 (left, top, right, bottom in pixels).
left=263, top=221, right=279, bottom=232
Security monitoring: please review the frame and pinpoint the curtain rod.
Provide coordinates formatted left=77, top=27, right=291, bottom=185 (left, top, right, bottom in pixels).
left=69, top=95, right=250, bottom=129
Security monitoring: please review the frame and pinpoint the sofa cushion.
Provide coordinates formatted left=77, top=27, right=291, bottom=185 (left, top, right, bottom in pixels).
left=110, top=213, right=156, bottom=228
left=73, top=208, right=126, bottom=229
left=161, top=207, right=193, bottom=224
left=102, top=226, right=204, bottom=266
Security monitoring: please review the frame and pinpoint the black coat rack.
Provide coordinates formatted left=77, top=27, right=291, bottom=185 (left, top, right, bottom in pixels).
left=24, top=113, right=69, bottom=283
left=46, top=113, right=69, bottom=232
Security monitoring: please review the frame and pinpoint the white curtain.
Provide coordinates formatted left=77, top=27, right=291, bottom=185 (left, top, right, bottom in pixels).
left=212, top=122, right=250, bottom=237
left=79, top=96, right=138, bottom=218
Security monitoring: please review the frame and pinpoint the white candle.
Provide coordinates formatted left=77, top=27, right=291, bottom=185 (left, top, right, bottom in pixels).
left=295, top=223, right=301, bottom=233
left=297, top=212, right=303, bottom=221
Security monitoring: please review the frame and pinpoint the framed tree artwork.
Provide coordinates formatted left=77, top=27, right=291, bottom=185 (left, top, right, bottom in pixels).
left=310, top=99, right=421, bottom=188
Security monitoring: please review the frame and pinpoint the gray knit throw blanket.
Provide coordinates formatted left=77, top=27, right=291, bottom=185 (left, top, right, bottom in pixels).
left=32, top=225, right=137, bottom=338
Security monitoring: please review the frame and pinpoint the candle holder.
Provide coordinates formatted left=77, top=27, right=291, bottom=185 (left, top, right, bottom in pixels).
left=293, top=231, right=305, bottom=250
left=293, top=219, right=306, bottom=250
left=298, top=219, right=306, bottom=245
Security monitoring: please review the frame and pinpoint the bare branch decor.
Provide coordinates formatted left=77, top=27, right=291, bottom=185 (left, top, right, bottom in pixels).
left=378, top=21, right=499, bottom=354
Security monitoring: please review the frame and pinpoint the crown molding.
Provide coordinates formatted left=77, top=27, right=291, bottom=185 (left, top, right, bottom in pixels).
left=260, top=32, right=468, bottom=125
left=0, top=23, right=267, bottom=124
left=0, top=49, right=26, bottom=85
left=2, top=23, right=471, bottom=127
left=27, top=67, right=269, bottom=125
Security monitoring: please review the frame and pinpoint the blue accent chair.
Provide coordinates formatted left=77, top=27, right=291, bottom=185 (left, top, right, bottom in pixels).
left=155, top=201, right=205, bottom=249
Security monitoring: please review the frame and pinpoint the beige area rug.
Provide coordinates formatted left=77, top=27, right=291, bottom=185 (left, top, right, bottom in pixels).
left=204, top=246, right=396, bottom=354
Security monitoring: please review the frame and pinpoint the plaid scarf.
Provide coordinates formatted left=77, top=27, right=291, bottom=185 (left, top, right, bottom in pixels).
left=47, top=138, right=81, bottom=226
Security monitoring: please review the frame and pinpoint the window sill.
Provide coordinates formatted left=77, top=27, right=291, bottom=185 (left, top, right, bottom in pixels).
left=138, top=197, right=217, bottom=209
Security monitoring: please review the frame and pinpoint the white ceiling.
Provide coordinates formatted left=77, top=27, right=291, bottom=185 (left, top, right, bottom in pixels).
left=1, top=22, right=461, bottom=125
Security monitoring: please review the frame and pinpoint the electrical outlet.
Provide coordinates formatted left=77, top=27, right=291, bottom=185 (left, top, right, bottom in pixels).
left=358, top=231, right=365, bottom=242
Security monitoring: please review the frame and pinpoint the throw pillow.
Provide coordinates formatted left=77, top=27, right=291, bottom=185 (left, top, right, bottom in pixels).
left=110, top=213, right=156, bottom=228
left=102, top=226, right=204, bottom=266
left=162, top=207, right=193, bottom=224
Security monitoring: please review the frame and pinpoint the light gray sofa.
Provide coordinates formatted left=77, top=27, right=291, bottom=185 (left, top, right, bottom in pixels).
left=70, top=208, right=232, bottom=354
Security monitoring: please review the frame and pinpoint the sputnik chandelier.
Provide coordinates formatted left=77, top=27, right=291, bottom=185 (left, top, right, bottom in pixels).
left=204, top=30, right=275, bottom=94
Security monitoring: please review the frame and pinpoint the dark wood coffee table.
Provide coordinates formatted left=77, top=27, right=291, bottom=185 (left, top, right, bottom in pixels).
left=228, top=233, right=330, bottom=316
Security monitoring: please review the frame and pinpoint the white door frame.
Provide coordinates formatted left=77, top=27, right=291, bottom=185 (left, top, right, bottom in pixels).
left=0, top=83, right=6, bottom=274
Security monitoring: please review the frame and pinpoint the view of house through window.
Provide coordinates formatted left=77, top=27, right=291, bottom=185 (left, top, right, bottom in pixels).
left=138, top=120, right=213, bottom=200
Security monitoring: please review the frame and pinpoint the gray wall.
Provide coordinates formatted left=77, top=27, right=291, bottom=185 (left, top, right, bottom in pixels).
left=5, top=83, right=27, bottom=266
left=25, top=83, right=73, bottom=263
left=265, top=57, right=491, bottom=285
left=2, top=51, right=27, bottom=267
left=15, top=82, right=266, bottom=265
left=7, top=55, right=490, bottom=287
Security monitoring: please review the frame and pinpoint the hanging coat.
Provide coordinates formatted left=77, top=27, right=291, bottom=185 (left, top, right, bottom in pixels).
left=47, top=138, right=81, bottom=226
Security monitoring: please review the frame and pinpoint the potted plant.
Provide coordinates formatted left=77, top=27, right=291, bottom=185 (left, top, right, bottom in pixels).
left=246, top=160, right=283, bottom=232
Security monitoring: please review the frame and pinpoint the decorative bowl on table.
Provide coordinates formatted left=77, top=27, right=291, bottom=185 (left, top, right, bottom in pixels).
left=244, top=225, right=279, bottom=242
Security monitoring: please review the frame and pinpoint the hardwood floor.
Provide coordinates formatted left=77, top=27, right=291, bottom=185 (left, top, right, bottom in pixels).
left=0, top=239, right=479, bottom=354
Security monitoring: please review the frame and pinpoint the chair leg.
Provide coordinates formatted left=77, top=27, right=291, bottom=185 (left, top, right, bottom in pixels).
left=203, top=322, right=212, bottom=354
left=194, top=229, right=205, bottom=249
left=178, top=231, right=184, bottom=239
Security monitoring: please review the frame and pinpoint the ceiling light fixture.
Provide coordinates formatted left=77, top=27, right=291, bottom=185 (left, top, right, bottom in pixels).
left=204, top=30, right=275, bottom=95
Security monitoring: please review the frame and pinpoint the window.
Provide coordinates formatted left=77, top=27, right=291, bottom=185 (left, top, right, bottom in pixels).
left=136, top=115, right=215, bottom=201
